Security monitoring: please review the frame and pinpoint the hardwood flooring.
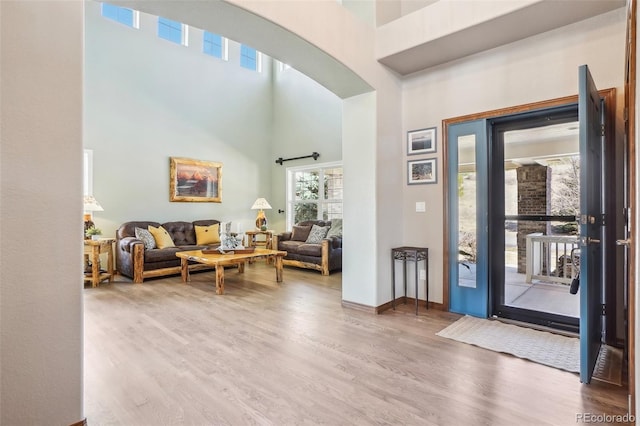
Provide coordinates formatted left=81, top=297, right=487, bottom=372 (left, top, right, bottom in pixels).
left=84, top=263, right=630, bottom=425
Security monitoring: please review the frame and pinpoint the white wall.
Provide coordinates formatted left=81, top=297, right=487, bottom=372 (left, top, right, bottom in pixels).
left=85, top=2, right=342, bottom=238
left=342, top=92, right=378, bottom=305
left=342, top=0, right=376, bottom=26
left=376, top=0, right=437, bottom=26
left=270, top=65, right=343, bottom=232
left=401, top=8, right=626, bottom=304
left=0, top=1, right=84, bottom=424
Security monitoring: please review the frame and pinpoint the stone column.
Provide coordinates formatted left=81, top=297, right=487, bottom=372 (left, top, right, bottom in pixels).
left=516, top=165, right=550, bottom=273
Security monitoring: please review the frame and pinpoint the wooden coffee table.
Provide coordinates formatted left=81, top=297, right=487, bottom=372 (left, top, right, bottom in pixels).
left=175, top=248, right=287, bottom=295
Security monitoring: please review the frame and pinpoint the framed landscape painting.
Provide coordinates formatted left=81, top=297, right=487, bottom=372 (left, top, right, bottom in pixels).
left=407, top=127, right=437, bottom=155
left=408, top=158, right=437, bottom=185
left=169, top=157, right=222, bottom=202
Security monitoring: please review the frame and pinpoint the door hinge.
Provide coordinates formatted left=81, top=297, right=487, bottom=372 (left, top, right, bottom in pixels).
left=624, top=107, right=629, bottom=122
left=601, top=124, right=605, bottom=137
left=602, top=303, right=607, bottom=315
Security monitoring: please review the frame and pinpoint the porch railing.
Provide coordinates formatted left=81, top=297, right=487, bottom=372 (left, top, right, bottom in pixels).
left=525, top=233, right=579, bottom=285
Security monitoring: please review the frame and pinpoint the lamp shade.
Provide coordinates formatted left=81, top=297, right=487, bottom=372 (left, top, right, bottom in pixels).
left=83, top=195, right=104, bottom=212
left=251, top=198, right=272, bottom=210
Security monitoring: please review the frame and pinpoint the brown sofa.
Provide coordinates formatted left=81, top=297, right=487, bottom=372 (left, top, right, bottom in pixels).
left=116, top=219, right=223, bottom=283
left=272, top=220, right=342, bottom=275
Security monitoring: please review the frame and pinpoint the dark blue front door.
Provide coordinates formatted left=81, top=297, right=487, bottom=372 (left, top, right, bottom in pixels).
left=578, top=64, right=604, bottom=384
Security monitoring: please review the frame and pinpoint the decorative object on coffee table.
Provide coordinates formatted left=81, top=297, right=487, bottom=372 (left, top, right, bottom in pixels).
left=251, top=197, right=272, bottom=229
left=219, top=221, right=243, bottom=251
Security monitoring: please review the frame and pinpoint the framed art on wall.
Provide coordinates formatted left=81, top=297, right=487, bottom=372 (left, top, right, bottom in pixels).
left=407, top=127, right=437, bottom=155
left=169, top=157, right=222, bottom=202
left=408, top=158, right=437, bottom=185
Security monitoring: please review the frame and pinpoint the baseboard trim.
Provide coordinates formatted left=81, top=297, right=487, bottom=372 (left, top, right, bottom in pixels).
left=341, top=300, right=378, bottom=314
left=342, top=298, right=445, bottom=314
left=70, top=419, right=87, bottom=426
left=383, top=297, right=446, bottom=312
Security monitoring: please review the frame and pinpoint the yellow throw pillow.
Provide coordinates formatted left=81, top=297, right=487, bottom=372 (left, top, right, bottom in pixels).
left=147, top=225, right=175, bottom=249
left=195, top=223, right=220, bottom=245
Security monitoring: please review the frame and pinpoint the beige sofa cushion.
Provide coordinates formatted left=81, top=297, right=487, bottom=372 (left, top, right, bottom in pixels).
left=195, top=223, right=220, bottom=245
left=148, top=225, right=176, bottom=249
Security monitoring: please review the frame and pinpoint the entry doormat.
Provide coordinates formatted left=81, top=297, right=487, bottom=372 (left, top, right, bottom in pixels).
left=436, top=315, right=580, bottom=373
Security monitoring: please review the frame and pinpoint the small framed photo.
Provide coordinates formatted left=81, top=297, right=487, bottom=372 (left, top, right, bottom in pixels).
left=408, top=158, right=437, bottom=185
left=407, top=127, right=437, bottom=155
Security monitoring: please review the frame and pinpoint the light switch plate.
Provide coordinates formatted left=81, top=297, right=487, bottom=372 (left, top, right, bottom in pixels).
left=416, top=202, right=426, bottom=212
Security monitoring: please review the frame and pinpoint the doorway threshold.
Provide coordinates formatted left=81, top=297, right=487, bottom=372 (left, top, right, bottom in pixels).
left=490, top=315, right=579, bottom=338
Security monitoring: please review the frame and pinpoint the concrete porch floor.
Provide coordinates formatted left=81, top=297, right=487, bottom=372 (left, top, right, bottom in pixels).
left=505, top=266, right=579, bottom=318
left=458, top=264, right=580, bottom=318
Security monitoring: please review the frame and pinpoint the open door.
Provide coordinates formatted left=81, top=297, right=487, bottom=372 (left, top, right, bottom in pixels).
left=578, top=64, right=605, bottom=384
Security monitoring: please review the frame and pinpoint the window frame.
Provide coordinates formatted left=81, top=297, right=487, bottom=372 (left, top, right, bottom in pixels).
left=203, top=31, right=228, bottom=60
left=286, top=161, right=343, bottom=229
left=158, top=17, right=188, bottom=46
left=240, top=44, right=262, bottom=72
left=101, top=3, right=139, bottom=28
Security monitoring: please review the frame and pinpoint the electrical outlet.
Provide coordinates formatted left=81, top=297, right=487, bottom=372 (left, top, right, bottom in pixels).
left=419, top=269, right=426, bottom=280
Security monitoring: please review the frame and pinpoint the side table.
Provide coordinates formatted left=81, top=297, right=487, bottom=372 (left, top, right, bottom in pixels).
left=245, top=230, right=274, bottom=264
left=391, top=246, right=429, bottom=315
left=83, top=238, right=115, bottom=287
left=245, top=230, right=274, bottom=249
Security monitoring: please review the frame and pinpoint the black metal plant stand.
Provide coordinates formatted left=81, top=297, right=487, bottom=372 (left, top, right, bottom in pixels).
left=391, top=246, right=429, bottom=315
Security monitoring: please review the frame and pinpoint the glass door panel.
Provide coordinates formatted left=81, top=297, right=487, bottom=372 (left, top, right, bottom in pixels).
left=458, top=135, right=477, bottom=288
left=498, top=120, right=580, bottom=325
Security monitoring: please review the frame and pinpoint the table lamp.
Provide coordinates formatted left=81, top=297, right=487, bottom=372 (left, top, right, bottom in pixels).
left=251, top=198, right=272, bottom=229
left=83, top=195, right=104, bottom=236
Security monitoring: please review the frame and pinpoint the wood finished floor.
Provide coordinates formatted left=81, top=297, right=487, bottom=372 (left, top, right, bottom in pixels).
left=85, top=263, right=630, bottom=425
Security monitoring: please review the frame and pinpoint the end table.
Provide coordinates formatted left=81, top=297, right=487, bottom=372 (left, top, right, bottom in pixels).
left=245, top=230, right=274, bottom=249
left=245, top=230, right=274, bottom=264
left=391, top=246, right=429, bottom=315
left=83, top=238, right=115, bottom=287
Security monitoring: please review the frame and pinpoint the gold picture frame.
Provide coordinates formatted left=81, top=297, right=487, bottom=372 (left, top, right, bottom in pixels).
left=169, top=157, right=222, bottom=202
